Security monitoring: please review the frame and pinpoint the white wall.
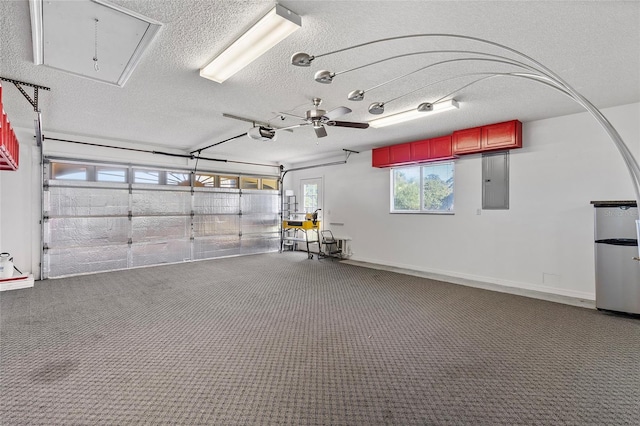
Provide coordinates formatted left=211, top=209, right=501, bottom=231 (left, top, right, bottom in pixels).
left=0, top=128, right=280, bottom=279
left=288, top=103, right=640, bottom=300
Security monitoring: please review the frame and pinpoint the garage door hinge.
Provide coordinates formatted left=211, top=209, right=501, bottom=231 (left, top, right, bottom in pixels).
left=127, top=238, right=132, bottom=245
left=43, top=244, right=49, bottom=252
left=43, top=214, right=49, bottom=221
left=239, top=231, right=242, bottom=237
left=128, top=211, right=132, bottom=219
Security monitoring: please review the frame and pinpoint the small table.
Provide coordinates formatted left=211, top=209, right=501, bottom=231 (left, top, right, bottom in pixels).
left=331, top=235, right=352, bottom=258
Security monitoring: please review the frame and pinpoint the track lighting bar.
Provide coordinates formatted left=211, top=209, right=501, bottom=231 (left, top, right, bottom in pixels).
left=289, top=33, right=640, bottom=214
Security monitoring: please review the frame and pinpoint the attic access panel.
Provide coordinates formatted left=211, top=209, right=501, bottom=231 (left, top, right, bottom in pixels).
left=29, top=0, right=162, bottom=87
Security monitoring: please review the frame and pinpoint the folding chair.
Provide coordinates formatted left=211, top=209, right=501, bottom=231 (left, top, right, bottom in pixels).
left=320, top=230, right=341, bottom=259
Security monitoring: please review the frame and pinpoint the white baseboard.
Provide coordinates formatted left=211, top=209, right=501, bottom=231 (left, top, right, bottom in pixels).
left=0, top=274, right=35, bottom=291
left=343, top=257, right=595, bottom=309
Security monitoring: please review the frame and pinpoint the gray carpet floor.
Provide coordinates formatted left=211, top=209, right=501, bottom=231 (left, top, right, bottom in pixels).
left=1, top=252, right=639, bottom=425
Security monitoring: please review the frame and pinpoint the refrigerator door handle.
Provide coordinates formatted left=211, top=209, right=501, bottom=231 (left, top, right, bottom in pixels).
left=595, top=238, right=638, bottom=246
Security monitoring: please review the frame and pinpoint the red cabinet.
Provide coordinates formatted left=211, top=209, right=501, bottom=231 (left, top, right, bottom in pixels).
left=0, top=84, right=19, bottom=171
left=451, top=127, right=483, bottom=154
left=371, top=146, right=390, bottom=167
left=483, top=120, right=522, bottom=151
left=428, top=135, right=453, bottom=159
left=411, top=135, right=453, bottom=162
left=373, top=143, right=412, bottom=167
left=452, top=120, right=522, bottom=155
left=373, top=120, right=521, bottom=168
left=389, top=143, right=412, bottom=164
left=374, top=136, right=454, bottom=168
left=410, top=139, right=430, bottom=161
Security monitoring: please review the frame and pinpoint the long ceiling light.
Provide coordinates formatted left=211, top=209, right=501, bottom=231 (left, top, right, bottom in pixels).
left=200, top=4, right=301, bottom=83
left=368, top=99, right=459, bottom=128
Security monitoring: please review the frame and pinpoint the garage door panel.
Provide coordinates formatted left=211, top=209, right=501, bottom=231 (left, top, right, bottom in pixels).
left=241, top=191, right=279, bottom=214
left=48, top=217, right=130, bottom=247
left=193, top=236, right=241, bottom=260
left=132, top=190, right=191, bottom=215
left=49, top=187, right=129, bottom=217
left=132, top=216, right=190, bottom=242
left=131, top=240, right=191, bottom=267
left=193, top=191, right=239, bottom=214
left=193, top=215, right=239, bottom=237
left=45, top=245, right=129, bottom=277
left=241, top=214, right=280, bottom=235
left=241, top=234, right=280, bottom=255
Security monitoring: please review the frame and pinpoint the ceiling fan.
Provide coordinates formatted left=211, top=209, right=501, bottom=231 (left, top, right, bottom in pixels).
left=278, top=98, right=369, bottom=138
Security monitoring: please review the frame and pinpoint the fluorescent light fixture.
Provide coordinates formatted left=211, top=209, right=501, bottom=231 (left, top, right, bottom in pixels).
left=200, top=4, right=301, bottom=83
left=369, top=99, right=459, bottom=128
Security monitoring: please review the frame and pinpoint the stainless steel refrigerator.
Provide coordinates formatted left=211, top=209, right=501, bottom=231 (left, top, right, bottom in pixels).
left=592, top=201, right=640, bottom=314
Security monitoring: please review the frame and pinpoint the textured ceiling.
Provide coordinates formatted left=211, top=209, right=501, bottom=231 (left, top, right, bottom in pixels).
left=1, top=0, right=639, bottom=166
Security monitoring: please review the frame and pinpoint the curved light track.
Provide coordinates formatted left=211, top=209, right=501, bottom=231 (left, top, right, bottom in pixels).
left=291, top=34, right=640, bottom=209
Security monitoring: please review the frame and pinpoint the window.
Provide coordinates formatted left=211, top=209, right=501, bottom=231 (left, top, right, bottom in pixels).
left=134, top=170, right=160, bottom=184
left=219, top=176, right=238, bottom=188
left=48, top=162, right=273, bottom=190
left=262, top=178, right=278, bottom=190
left=96, top=167, right=127, bottom=182
left=51, top=163, right=88, bottom=181
left=391, top=162, right=454, bottom=213
left=240, top=177, right=259, bottom=189
left=239, top=177, right=279, bottom=190
left=301, top=178, right=321, bottom=213
left=166, top=172, right=192, bottom=186
left=194, top=173, right=216, bottom=187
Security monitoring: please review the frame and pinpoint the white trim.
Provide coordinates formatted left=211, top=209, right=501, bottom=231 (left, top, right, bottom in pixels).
left=0, top=274, right=35, bottom=292
left=344, top=256, right=596, bottom=308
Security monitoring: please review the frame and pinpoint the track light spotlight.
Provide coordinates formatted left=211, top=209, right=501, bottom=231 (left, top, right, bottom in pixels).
left=291, top=52, right=314, bottom=66
left=368, top=102, right=385, bottom=115
left=347, top=89, right=365, bottom=101
left=314, top=70, right=334, bottom=83
left=417, top=102, right=433, bottom=112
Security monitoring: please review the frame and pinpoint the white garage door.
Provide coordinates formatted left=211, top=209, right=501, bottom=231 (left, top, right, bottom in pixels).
left=42, top=160, right=280, bottom=278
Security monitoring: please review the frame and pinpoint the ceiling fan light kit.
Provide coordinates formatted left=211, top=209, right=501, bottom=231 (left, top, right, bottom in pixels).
left=369, top=99, right=459, bottom=128
left=200, top=4, right=301, bottom=83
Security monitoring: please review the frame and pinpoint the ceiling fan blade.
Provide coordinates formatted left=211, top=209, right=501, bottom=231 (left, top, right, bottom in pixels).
left=278, top=123, right=307, bottom=131
left=314, top=125, right=328, bottom=138
left=328, top=120, right=370, bottom=129
left=323, top=106, right=352, bottom=120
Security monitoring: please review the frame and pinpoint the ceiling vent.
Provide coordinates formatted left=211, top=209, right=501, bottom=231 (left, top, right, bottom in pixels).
left=29, top=0, right=162, bottom=87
